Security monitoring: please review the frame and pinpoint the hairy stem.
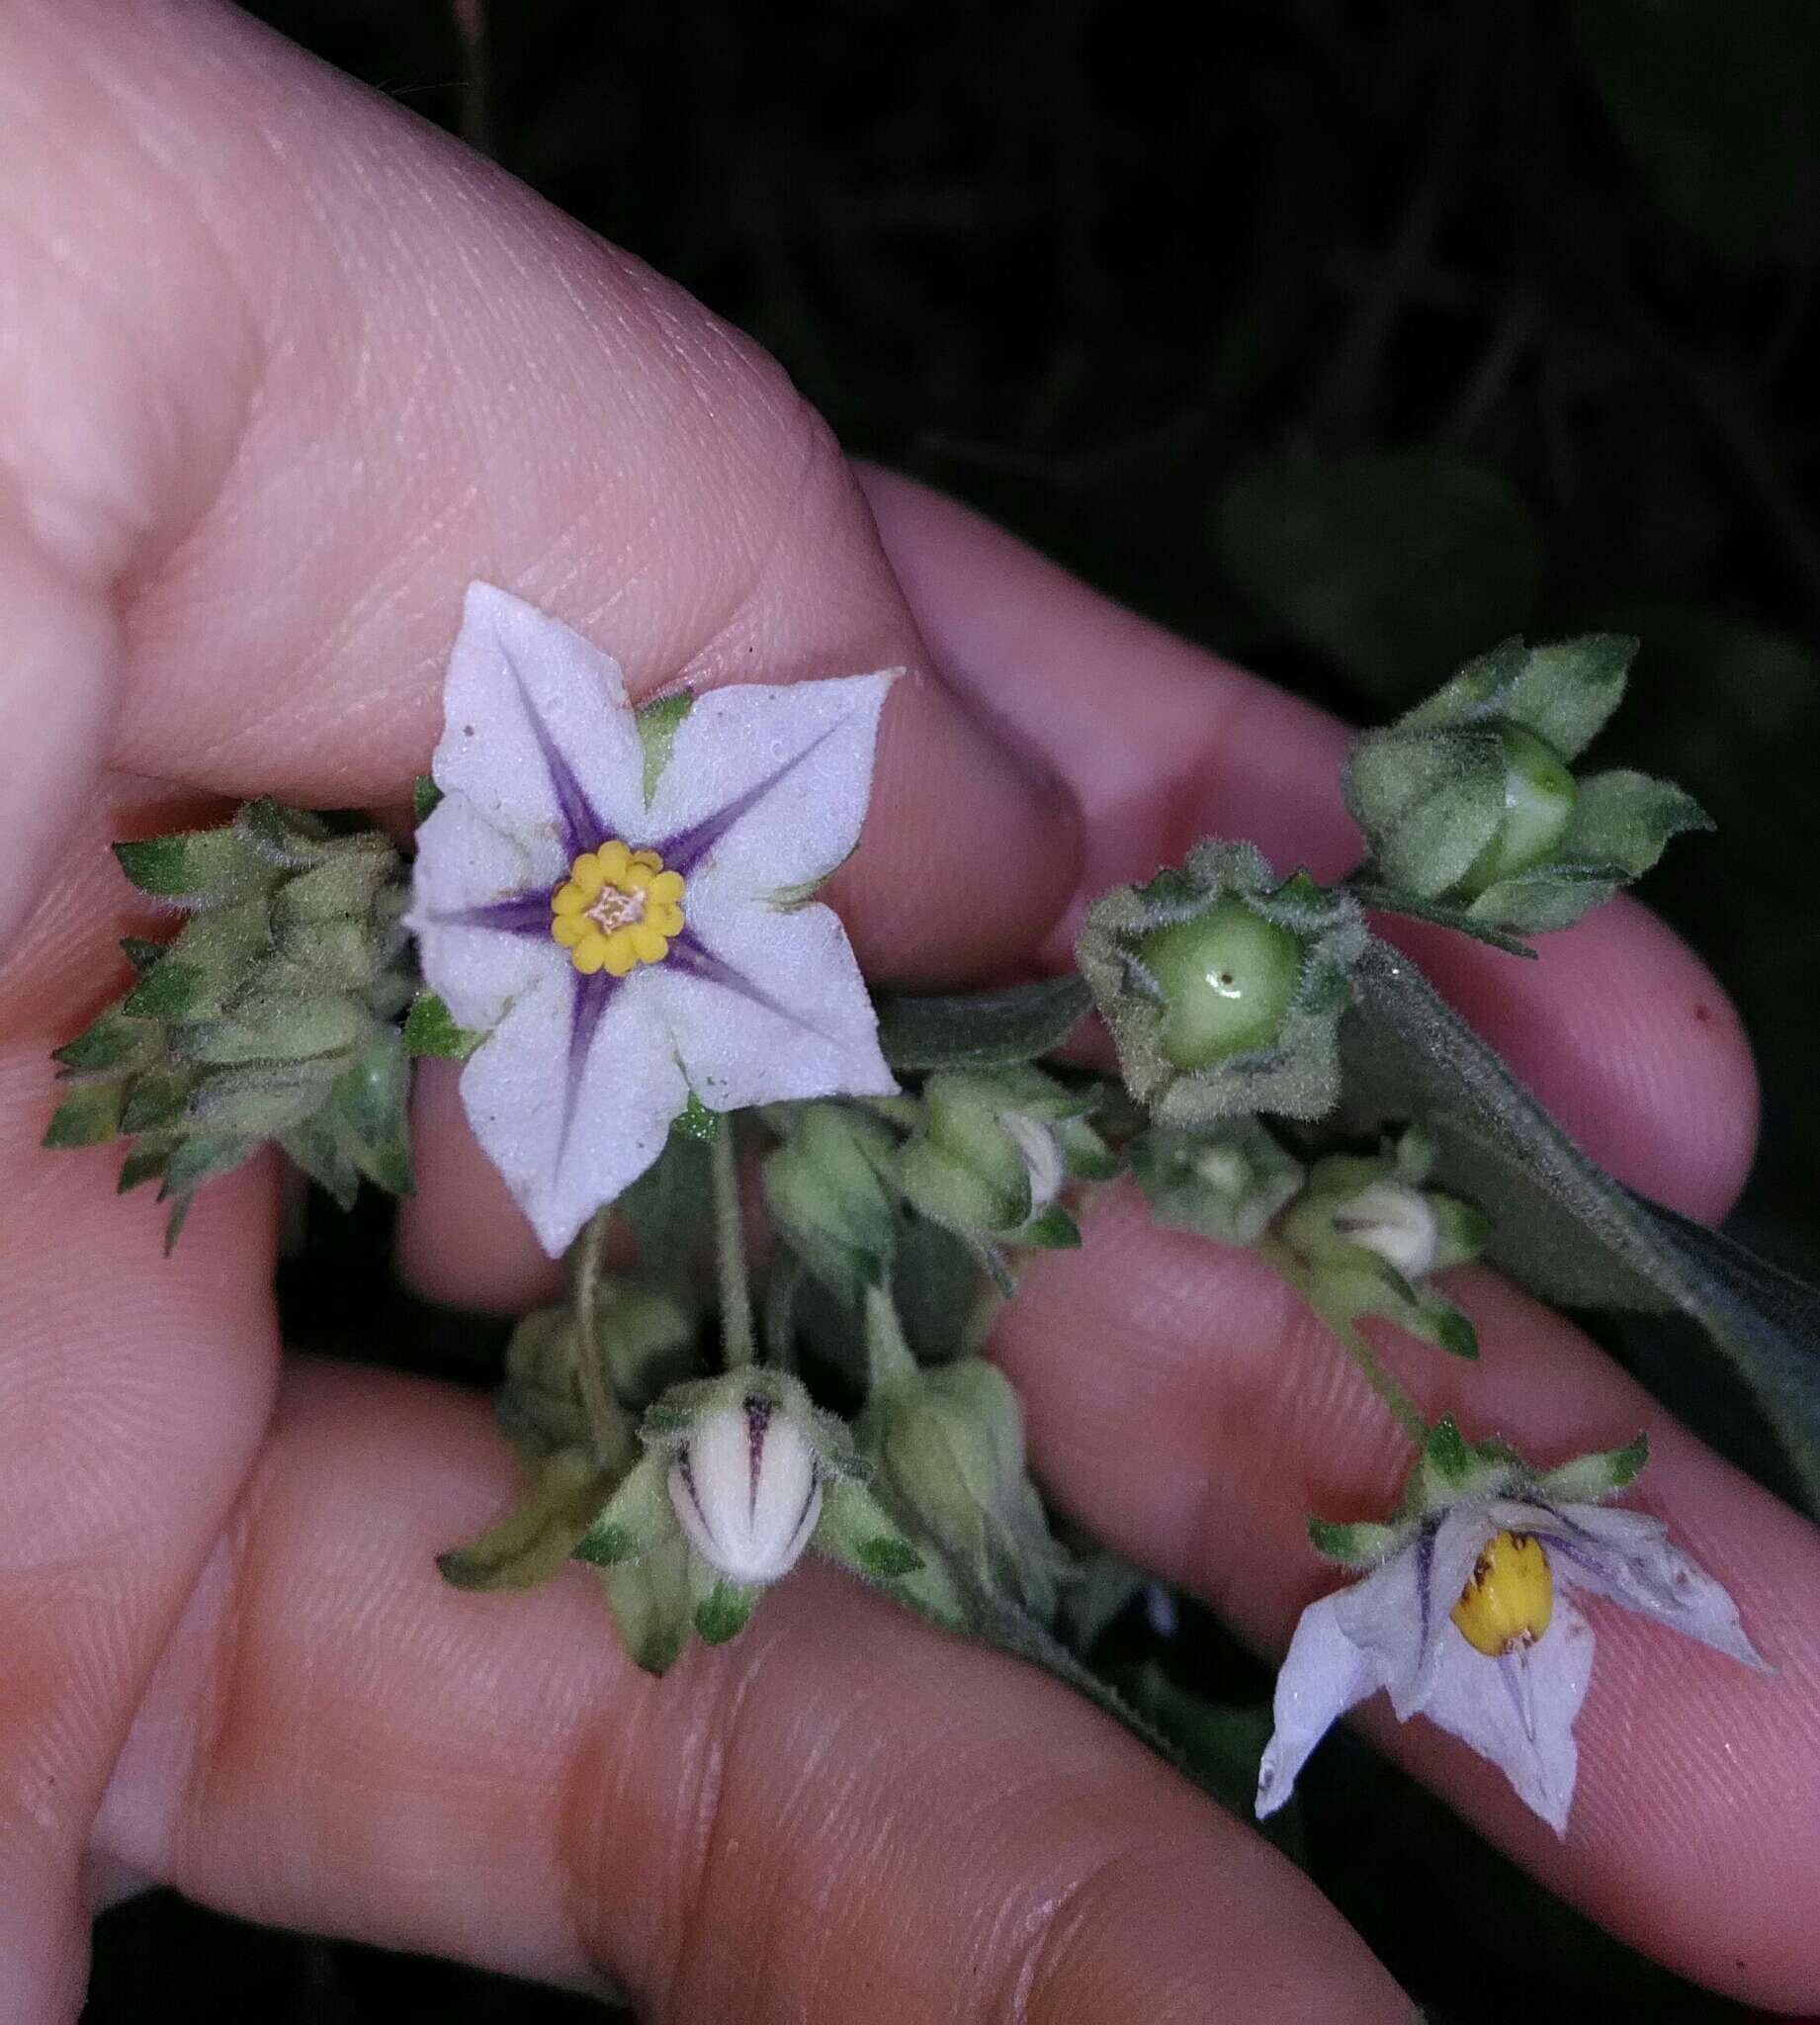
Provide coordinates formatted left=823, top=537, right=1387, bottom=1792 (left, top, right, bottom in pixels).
left=569, top=1202, right=635, bottom=1470
left=713, top=1116, right=757, bottom=1368
left=1262, top=1236, right=1430, bottom=1448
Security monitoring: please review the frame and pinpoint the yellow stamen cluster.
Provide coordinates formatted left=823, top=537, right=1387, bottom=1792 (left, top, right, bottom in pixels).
left=1450, top=1529, right=1554, bottom=1658
left=551, top=840, right=686, bottom=977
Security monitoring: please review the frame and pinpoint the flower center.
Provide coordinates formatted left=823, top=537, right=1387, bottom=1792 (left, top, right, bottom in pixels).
left=551, top=840, right=687, bottom=977
left=1450, top=1529, right=1554, bottom=1657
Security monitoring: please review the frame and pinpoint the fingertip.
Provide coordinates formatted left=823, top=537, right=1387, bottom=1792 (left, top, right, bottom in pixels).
left=0, top=534, right=119, bottom=948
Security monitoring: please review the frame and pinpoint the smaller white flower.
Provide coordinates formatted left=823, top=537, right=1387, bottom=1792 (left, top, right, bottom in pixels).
left=1257, top=1423, right=1766, bottom=1836
left=668, top=1392, right=823, bottom=1587
left=407, top=584, right=902, bottom=1256
left=1329, top=1178, right=1440, bottom=1278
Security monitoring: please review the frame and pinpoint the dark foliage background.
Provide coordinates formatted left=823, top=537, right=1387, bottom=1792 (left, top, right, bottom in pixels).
left=88, top=2, right=1820, bottom=2018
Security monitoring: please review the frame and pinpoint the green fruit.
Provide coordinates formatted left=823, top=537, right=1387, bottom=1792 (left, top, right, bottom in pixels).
left=1136, top=902, right=1303, bottom=1070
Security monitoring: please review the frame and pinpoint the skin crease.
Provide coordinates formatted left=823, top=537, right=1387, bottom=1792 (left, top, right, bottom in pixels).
left=0, top=0, right=1809, bottom=2018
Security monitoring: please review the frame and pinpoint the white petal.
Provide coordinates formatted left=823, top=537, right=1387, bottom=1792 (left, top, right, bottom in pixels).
left=670, top=1404, right=823, bottom=1586
left=645, top=671, right=897, bottom=899
left=408, top=791, right=564, bottom=924
left=1422, top=1594, right=1594, bottom=1836
left=1533, top=1501, right=1768, bottom=1669
left=431, top=582, right=648, bottom=850
left=458, top=966, right=687, bottom=1257
left=646, top=899, right=897, bottom=1112
left=1331, top=1530, right=1465, bottom=1720
left=1257, top=1592, right=1383, bottom=1818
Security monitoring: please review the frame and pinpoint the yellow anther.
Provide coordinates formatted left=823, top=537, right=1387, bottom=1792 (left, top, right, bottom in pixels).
left=1450, top=1531, right=1554, bottom=1658
left=552, top=839, right=685, bottom=976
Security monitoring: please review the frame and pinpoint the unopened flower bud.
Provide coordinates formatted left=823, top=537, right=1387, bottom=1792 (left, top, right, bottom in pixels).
left=1329, top=1178, right=1440, bottom=1278
left=667, top=1393, right=823, bottom=1586
left=1452, top=723, right=1577, bottom=899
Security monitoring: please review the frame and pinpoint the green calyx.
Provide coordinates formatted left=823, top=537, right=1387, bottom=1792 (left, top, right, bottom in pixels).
left=1127, top=1119, right=1306, bottom=1247
left=1308, top=1416, right=1652, bottom=1567
left=894, top=1065, right=1113, bottom=1250
left=1276, top=1125, right=1490, bottom=1359
left=1345, top=635, right=1711, bottom=934
left=1077, top=841, right=1365, bottom=1128
left=45, top=800, right=415, bottom=1245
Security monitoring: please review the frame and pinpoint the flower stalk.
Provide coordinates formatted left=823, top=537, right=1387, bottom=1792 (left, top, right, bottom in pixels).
left=713, top=1114, right=757, bottom=1369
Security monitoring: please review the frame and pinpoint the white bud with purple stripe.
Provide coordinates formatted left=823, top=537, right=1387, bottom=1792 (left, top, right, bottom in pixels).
left=668, top=1392, right=823, bottom=1587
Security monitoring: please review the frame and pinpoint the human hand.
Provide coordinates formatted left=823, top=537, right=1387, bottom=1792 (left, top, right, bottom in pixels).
left=2, top=5, right=1815, bottom=2018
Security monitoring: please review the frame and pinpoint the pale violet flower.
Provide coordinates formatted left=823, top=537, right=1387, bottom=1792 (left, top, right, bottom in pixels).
left=407, top=583, right=900, bottom=1255
left=669, top=1392, right=823, bottom=1586
left=1257, top=1420, right=1765, bottom=1835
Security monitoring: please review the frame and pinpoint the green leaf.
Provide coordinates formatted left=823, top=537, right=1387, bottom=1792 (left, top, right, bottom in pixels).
left=1341, top=936, right=1820, bottom=1508
left=618, top=1128, right=716, bottom=1299
left=437, top=1450, right=613, bottom=1591
left=872, top=974, right=1091, bottom=1072
left=1216, top=451, right=1539, bottom=700
left=412, top=774, right=444, bottom=822
left=113, top=825, right=271, bottom=906
left=402, top=991, right=484, bottom=1060
left=43, top=1079, right=127, bottom=1148
left=1575, top=0, right=1820, bottom=267
left=636, top=689, right=694, bottom=802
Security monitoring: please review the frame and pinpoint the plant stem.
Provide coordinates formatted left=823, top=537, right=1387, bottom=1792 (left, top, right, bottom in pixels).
left=1261, top=1237, right=1430, bottom=1448
left=1346, top=884, right=1536, bottom=960
left=713, top=1115, right=757, bottom=1368
left=569, top=1202, right=634, bottom=1470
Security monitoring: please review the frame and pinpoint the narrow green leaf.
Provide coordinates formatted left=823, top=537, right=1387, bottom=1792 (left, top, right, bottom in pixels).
left=873, top=974, right=1091, bottom=1073
left=437, top=1450, right=612, bottom=1591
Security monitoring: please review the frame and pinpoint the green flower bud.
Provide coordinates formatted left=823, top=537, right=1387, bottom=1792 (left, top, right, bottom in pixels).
left=1128, top=1119, right=1305, bottom=1247
left=1279, top=1127, right=1490, bottom=1359
left=895, top=1065, right=1111, bottom=1249
left=46, top=800, right=414, bottom=1245
left=1078, top=841, right=1365, bottom=1127
left=1345, top=635, right=1710, bottom=933
left=761, top=1102, right=899, bottom=1306
left=1452, top=723, right=1577, bottom=898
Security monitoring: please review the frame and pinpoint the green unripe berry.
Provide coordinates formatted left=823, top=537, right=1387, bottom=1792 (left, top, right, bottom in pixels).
left=1135, top=901, right=1303, bottom=1070
left=1454, top=723, right=1576, bottom=898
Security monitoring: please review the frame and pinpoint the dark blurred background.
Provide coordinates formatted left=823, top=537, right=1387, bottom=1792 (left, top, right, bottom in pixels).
left=87, top=2, right=1820, bottom=2018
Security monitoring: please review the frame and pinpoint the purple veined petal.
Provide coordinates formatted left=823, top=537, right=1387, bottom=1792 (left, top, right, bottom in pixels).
left=1525, top=1501, right=1770, bottom=1670
left=644, top=672, right=897, bottom=896
left=1332, top=1533, right=1436, bottom=1721
left=1420, top=1592, right=1594, bottom=1836
left=642, top=901, right=897, bottom=1114
left=429, top=583, right=649, bottom=862
left=1397, top=1503, right=1507, bottom=1717
left=413, top=907, right=572, bottom=1040
left=668, top=1399, right=823, bottom=1586
left=1257, top=1592, right=1383, bottom=1819
left=457, top=960, right=688, bottom=1257
left=408, top=793, right=563, bottom=929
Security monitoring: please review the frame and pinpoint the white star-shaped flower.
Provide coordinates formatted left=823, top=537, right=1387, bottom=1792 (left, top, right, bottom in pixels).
left=1257, top=1425, right=1766, bottom=1835
left=407, top=583, right=901, bottom=1255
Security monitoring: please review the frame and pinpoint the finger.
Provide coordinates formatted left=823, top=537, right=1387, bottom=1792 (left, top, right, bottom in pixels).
left=990, top=1188, right=1820, bottom=2011
left=0, top=795, right=281, bottom=2021
left=90, top=1363, right=1412, bottom=2025
left=858, top=468, right=1758, bottom=1224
